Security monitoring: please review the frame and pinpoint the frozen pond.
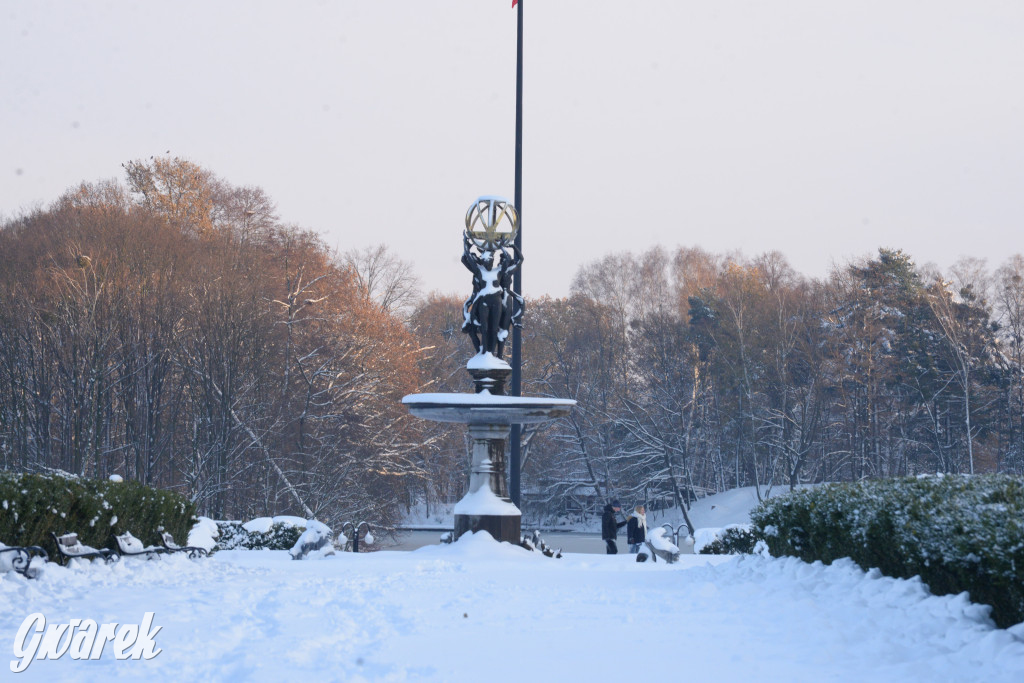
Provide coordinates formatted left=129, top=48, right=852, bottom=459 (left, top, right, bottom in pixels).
left=380, top=529, right=694, bottom=555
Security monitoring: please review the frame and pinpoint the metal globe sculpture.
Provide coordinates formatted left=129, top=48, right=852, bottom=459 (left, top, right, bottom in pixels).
left=464, top=196, right=519, bottom=252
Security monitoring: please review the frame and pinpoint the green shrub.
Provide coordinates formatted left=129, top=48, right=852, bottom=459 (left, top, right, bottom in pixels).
left=262, top=522, right=303, bottom=550
left=0, top=471, right=195, bottom=554
left=213, top=520, right=304, bottom=551
left=213, top=521, right=250, bottom=551
left=751, top=474, right=1024, bottom=629
left=699, top=525, right=761, bottom=555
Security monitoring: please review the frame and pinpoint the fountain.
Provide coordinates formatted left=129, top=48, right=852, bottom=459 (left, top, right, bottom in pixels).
left=402, top=197, right=575, bottom=544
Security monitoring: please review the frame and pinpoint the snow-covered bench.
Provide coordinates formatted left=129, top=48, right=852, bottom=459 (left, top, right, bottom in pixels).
left=519, top=530, right=562, bottom=558
left=159, top=531, right=209, bottom=559
left=50, top=532, right=119, bottom=565
left=644, top=527, right=681, bottom=564
left=289, top=521, right=335, bottom=561
left=113, top=531, right=167, bottom=559
left=0, top=543, right=49, bottom=578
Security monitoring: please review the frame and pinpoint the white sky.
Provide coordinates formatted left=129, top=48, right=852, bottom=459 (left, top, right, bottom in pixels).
left=2, top=1, right=1023, bottom=298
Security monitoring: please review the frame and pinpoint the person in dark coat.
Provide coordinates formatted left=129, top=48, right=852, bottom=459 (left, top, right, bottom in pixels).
left=601, top=500, right=627, bottom=554
left=626, top=504, right=647, bottom=553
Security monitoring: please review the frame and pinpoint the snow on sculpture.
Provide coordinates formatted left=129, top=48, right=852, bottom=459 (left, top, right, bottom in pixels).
left=460, top=197, right=523, bottom=362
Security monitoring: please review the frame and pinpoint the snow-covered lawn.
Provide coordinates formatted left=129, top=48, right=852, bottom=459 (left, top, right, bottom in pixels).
left=2, top=533, right=1022, bottom=681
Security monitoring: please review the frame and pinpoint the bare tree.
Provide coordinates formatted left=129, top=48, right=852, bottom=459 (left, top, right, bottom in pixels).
left=342, top=244, right=422, bottom=319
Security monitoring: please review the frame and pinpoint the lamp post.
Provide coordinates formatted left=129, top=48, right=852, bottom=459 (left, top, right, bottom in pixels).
left=510, top=0, right=524, bottom=509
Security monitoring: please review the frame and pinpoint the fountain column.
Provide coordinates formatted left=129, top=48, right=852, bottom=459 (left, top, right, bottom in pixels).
left=466, top=423, right=510, bottom=499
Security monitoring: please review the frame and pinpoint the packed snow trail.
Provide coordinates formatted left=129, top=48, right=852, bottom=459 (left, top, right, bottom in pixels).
left=1, top=533, right=1022, bottom=681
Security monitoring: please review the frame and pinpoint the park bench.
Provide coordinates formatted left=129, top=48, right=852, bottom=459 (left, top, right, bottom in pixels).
left=0, top=543, right=49, bottom=578
left=519, top=530, right=562, bottom=558
left=289, top=533, right=331, bottom=560
left=112, top=531, right=167, bottom=559
left=644, top=539, right=680, bottom=564
left=51, top=532, right=119, bottom=565
left=159, top=531, right=210, bottom=559
left=641, top=527, right=681, bottom=564
left=289, top=520, right=336, bottom=560
left=541, top=544, right=562, bottom=559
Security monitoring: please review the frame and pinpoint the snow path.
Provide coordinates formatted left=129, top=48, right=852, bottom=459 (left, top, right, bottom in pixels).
left=1, top=535, right=1022, bottom=681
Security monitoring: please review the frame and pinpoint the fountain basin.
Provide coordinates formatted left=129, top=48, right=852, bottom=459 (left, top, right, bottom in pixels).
left=403, top=392, right=575, bottom=542
left=402, top=393, right=576, bottom=425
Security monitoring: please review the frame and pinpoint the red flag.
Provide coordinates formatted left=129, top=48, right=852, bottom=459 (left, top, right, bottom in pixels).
left=512, top=0, right=517, bottom=6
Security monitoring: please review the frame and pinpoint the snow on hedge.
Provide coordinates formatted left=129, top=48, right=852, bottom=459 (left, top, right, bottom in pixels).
left=694, top=523, right=753, bottom=553
left=189, top=516, right=339, bottom=553
left=188, top=517, right=220, bottom=551
left=242, top=516, right=307, bottom=534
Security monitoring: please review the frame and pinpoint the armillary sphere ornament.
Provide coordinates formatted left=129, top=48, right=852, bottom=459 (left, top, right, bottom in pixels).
left=464, top=196, right=519, bottom=251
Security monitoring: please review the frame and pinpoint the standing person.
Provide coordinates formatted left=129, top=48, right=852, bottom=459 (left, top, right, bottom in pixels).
left=627, top=504, right=648, bottom=554
left=601, top=500, right=627, bottom=554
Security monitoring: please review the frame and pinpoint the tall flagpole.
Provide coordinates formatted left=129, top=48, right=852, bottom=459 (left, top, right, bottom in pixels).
left=510, top=0, right=524, bottom=508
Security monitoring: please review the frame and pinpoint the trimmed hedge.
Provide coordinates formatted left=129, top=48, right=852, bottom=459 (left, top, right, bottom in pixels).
left=0, top=471, right=195, bottom=554
left=751, top=474, right=1024, bottom=629
left=213, top=521, right=304, bottom=551
left=698, top=525, right=760, bottom=555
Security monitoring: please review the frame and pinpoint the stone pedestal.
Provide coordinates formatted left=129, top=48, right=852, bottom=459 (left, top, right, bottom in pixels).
left=454, top=514, right=521, bottom=543
left=452, top=422, right=520, bottom=543
left=468, top=365, right=511, bottom=395
left=465, top=423, right=509, bottom=498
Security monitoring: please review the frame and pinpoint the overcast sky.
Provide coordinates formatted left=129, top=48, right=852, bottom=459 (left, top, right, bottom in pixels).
left=3, top=1, right=1023, bottom=297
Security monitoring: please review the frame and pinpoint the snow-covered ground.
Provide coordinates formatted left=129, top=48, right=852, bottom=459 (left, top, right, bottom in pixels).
left=2, top=532, right=1022, bottom=681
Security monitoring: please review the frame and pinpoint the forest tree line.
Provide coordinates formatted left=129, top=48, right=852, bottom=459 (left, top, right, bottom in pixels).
left=0, top=158, right=424, bottom=527
left=3, top=159, right=1023, bottom=524
left=412, top=244, right=1024, bottom=521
